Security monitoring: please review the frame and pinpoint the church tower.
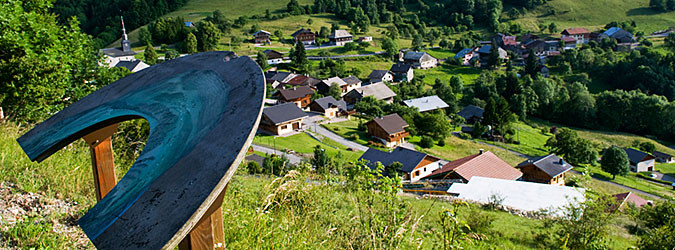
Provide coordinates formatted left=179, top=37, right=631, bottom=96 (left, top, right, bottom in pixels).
left=121, top=16, right=132, bottom=52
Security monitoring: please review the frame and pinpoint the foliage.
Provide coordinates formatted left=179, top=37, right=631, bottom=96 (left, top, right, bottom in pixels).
left=355, top=96, right=385, bottom=117
left=638, top=141, right=656, bottom=153
left=149, top=16, right=189, bottom=45
left=415, top=111, right=452, bottom=141
left=184, top=33, right=198, bottom=54
left=263, top=154, right=291, bottom=176
left=482, top=97, right=516, bottom=136
left=439, top=200, right=472, bottom=249
left=247, top=161, right=262, bottom=175
left=138, top=27, right=152, bottom=45
left=545, top=128, right=598, bottom=165
left=256, top=51, right=269, bottom=69
left=290, top=42, right=309, bottom=73
left=196, top=20, right=221, bottom=51
left=327, top=82, right=342, bottom=100
left=600, top=146, right=629, bottom=179
left=381, top=38, right=398, bottom=61
left=637, top=199, right=675, bottom=249
left=144, top=43, right=158, bottom=65
left=420, top=136, right=434, bottom=148
left=312, top=145, right=330, bottom=174
left=2, top=216, right=71, bottom=249
left=537, top=197, right=615, bottom=250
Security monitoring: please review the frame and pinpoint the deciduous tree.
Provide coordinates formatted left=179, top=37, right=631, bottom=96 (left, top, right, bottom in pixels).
left=600, top=146, right=629, bottom=179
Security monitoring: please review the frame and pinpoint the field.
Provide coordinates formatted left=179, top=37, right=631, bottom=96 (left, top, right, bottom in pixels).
left=478, top=122, right=552, bottom=157
left=165, top=0, right=314, bottom=21
left=512, top=0, right=675, bottom=33
left=252, top=132, right=362, bottom=163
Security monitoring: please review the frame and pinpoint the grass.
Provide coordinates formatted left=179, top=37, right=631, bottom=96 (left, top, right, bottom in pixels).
left=418, top=63, right=482, bottom=86
left=575, top=165, right=674, bottom=198
left=164, top=0, right=314, bottom=22
left=252, top=132, right=362, bottom=163
left=415, top=135, right=527, bottom=166
left=478, top=122, right=552, bottom=157
left=657, top=163, right=675, bottom=176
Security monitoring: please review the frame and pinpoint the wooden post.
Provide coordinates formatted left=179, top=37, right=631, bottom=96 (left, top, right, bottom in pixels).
left=83, top=123, right=226, bottom=249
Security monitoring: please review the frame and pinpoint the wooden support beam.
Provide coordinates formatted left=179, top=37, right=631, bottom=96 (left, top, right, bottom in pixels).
left=178, top=187, right=227, bottom=250
left=82, top=124, right=119, bottom=201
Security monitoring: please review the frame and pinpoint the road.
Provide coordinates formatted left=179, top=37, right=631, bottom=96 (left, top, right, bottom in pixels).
left=307, top=51, right=386, bottom=60
left=569, top=170, right=661, bottom=200
left=304, top=114, right=369, bottom=152
left=250, top=144, right=303, bottom=164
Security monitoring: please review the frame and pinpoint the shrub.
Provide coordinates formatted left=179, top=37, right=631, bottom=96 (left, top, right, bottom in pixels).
left=437, top=139, right=446, bottom=146
left=458, top=133, right=472, bottom=139
left=333, top=127, right=340, bottom=132
left=247, top=161, right=262, bottom=174
left=465, top=207, right=496, bottom=234
left=350, top=134, right=359, bottom=141
left=420, top=136, right=434, bottom=148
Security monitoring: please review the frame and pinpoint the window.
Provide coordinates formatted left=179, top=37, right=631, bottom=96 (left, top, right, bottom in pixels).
left=424, top=168, right=426, bottom=172
left=281, top=125, right=287, bottom=129
left=415, top=170, right=420, bottom=177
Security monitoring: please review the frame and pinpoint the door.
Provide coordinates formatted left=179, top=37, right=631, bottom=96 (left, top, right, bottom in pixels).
left=292, top=122, right=300, bottom=130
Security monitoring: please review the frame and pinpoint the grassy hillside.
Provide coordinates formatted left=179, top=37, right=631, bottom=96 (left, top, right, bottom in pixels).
left=513, top=0, right=675, bottom=33
left=166, top=0, right=313, bottom=21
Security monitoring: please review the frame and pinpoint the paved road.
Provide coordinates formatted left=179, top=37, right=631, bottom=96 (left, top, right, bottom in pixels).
left=250, top=144, right=303, bottom=164
left=304, top=114, right=369, bottom=152
left=307, top=51, right=386, bottom=60
left=653, top=171, right=675, bottom=183
left=569, top=170, right=661, bottom=200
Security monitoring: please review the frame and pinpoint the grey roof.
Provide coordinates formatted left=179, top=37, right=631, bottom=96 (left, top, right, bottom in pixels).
left=403, top=51, right=436, bottom=62
left=269, top=72, right=296, bottom=83
left=322, top=76, right=348, bottom=87
left=454, top=48, right=474, bottom=59
left=101, top=47, right=137, bottom=57
left=368, top=70, right=391, bottom=80
left=517, top=154, right=573, bottom=178
left=457, top=105, right=484, bottom=120
left=367, top=114, right=408, bottom=135
left=114, top=60, right=143, bottom=71
left=312, top=96, right=347, bottom=112
left=624, top=148, right=655, bottom=165
left=477, top=45, right=507, bottom=58
left=329, top=29, right=352, bottom=39
left=263, top=49, right=284, bottom=59
left=253, top=30, right=271, bottom=36
left=341, top=76, right=362, bottom=85
left=403, top=96, right=449, bottom=112
left=347, top=82, right=396, bottom=100
left=291, top=28, right=313, bottom=37
left=263, top=103, right=308, bottom=124
left=653, top=151, right=673, bottom=159
left=390, top=63, right=412, bottom=73
left=603, top=27, right=622, bottom=37
left=277, top=86, right=314, bottom=100
left=359, top=147, right=429, bottom=173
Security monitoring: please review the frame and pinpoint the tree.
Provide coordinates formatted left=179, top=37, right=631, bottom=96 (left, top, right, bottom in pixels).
left=319, top=26, right=329, bottom=38
left=312, top=145, right=330, bottom=174
left=290, top=42, right=309, bottom=72
left=638, top=142, right=656, bottom=153
left=307, top=18, right=313, bottom=25
left=420, top=136, right=434, bottom=148
left=184, top=33, right=198, bottom=54
left=545, top=128, right=598, bottom=165
left=539, top=198, right=615, bottom=249
left=416, top=111, right=452, bottom=141
left=665, top=32, right=675, bottom=51
left=139, top=27, right=152, bottom=44
left=165, top=50, right=179, bottom=60
left=524, top=49, right=539, bottom=76
left=600, top=146, right=629, bottom=179
left=327, top=82, right=342, bottom=99
left=450, top=76, right=464, bottom=93
left=412, top=34, right=424, bottom=51
left=256, top=51, right=268, bottom=69
left=247, top=161, right=262, bottom=174
left=274, top=30, right=284, bottom=40
left=482, top=97, right=516, bottom=135
left=548, top=22, right=558, bottom=33
left=196, top=20, right=221, bottom=51
left=381, top=38, right=399, bottom=61
left=144, top=43, right=158, bottom=65
left=287, top=0, right=303, bottom=14
left=507, top=8, right=520, bottom=19
left=354, top=96, right=385, bottom=117
left=650, top=0, right=667, bottom=11
left=487, top=40, right=500, bottom=68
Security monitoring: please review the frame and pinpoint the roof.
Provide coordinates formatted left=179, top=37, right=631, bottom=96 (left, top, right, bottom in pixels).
left=322, top=76, right=348, bottom=87
left=262, top=103, right=308, bottom=124
left=525, top=40, right=547, bottom=49
left=114, top=60, right=144, bottom=71
left=292, top=28, right=313, bottom=37
left=403, top=51, right=436, bottom=62
left=368, top=70, right=391, bottom=80
left=277, top=86, right=314, bottom=100
left=603, top=27, right=622, bottom=37
left=366, top=114, right=409, bottom=135
left=342, top=76, right=362, bottom=85
left=263, top=49, right=284, bottom=59
left=624, top=148, right=655, bottom=165
left=390, top=63, right=412, bottom=73
left=562, top=28, right=590, bottom=35
left=653, top=151, right=673, bottom=159
left=454, top=48, right=474, bottom=59
left=502, top=35, right=517, bottom=46
left=253, top=30, right=271, bottom=36
left=347, top=82, right=396, bottom=100
left=426, top=151, right=522, bottom=181
left=329, top=29, right=352, bottom=39
left=359, top=147, right=430, bottom=173
left=312, top=96, right=347, bottom=112
left=562, top=36, right=577, bottom=43
left=245, top=154, right=265, bottom=166
left=477, top=45, right=493, bottom=54
left=457, top=105, right=484, bottom=120
left=101, top=47, right=137, bottom=57
left=516, top=154, right=573, bottom=178
left=447, top=176, right=585, bottom=216
left=613, top=192, right=650, bottom=209
left=403, top=96, right=449, bottom=112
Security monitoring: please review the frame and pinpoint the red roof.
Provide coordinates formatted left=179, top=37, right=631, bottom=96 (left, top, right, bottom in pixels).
left=562, top=36, right=577, bottom=43
left=562, top=28, right=590, bottom=35
left=613, top=192, right=650, bottom=209
left=503, top=36, right=517, bottom=46
left=286, top=75, right=309, bottom=86
left=426, top=151, right=522, bottom=181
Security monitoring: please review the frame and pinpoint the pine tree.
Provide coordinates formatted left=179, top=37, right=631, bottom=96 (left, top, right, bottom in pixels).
left=487, top=40, right=500, bottom=68
left=144, top=43, right=158, bottom=65
left=291, top=42, right=308, bottom=71
left=525, top=49, right=539, bottom=76
left=256, top=51, right=268, bottom=69
left=185, top=33, right=197, bottom=54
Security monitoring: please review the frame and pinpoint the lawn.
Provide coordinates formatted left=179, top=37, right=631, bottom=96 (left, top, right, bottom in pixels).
left=252, top=132, right=362, bottom=163
left=657, top=163, right=675, bottom=176
left=165, top=0, right=314, bottom=22
left=478, top=122, right=552, bottom=157
left=321, top=118, right=371, bottom=146
left=575, top=165, right=675, bottom=198
left=418, top=63, right=482, bottom=86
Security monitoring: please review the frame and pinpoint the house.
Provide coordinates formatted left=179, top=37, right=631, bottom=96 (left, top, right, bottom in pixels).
left=259, top=103, right=308, bottom=136
left=113, top=60, right=150, bottom=73
left=403, top=96, right=449, bottom=113
left=401, top=51, right=438, bottom=69
left=342, top=76, right=362, bottom=90
left=523, top=40, right=554, bottom=56
left=284, top=75, right=322, bottom=89
left=539, top=66, right=550, bottom=77
left=273, top=86, right=314, bottom=108
left=344, top=82, right=397, bottom=104
left=266, top=71, right=298, bottom=89
left=477, top=45, right=507, bottom=66
left=291, top=28, right=316, bottom=45
left=493, top=33, right=518, bottom=51
left=457, top=105, right=484, bottom=124
left=521, top=33, right=539, bottom=44
left=309, top=96, right=349, bottom=119
left=253, top=30, right=272, bottom=44
left=365, top=114, right=410, bottom=148
left=368, top=70, right=393, bottom=84
left=602, top=27, right=635, bottom=44
left=561, top=28, right=590, bottom=44
left=609, top=192, right=651, bottom=211
left=625, top=148, right=656, bottom=172
left=516, top=154, right=573, bottom=186
left=447, top=176, right=585, bottom=216
left=454, top=48, right=476, bottom=66
left=562, top=36, right=577, bottom=50
left=184, top=21, right=194, bottom=28
left=653, top=151, right=675, bottom=163
left=389, top=63, right=414, bottom=82
left=358, top=36, right=372, bottom=42
left=263, top=49, right=284, bottom=65
left=359, top=147, right=442, bottom=182
left=424, top=150, right=523, bottom=182
left=316, top=76, right=361, bottom=96
left=100, top=17, right=137, bottom=68
left=328, top=29, right=353, bottom=46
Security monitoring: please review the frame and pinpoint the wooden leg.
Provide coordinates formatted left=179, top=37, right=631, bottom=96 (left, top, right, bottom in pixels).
left=83, top=124, right=119, bottom=201
left=178, top=187, right=227, bottom=250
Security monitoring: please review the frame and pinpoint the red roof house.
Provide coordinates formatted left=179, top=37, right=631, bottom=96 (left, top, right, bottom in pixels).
left=423, top=150, right=522, bottom=182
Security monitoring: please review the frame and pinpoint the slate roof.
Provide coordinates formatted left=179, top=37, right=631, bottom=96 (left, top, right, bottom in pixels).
left=403, top=51, right=436, bottom=62
left=114, top=60, right=144, bottom=71
left=425, top=151, right=522, bottom=181
left=322, top=76, right=349, bottom=87
left=454, top=48, right=474, bottom=59
left=277, top=86, right=314, bottom=100
left=292, top=28, right=313, bottom=37
left=312, top=96, right=347, bottom=112
left=624, top=148, right=655, bottom=165
left=262, top=103, right=308, bottom=124
left=269, top=72, right=295, bottom=82
left=457, top=105, right=484, bottom=120
left=403, top=95, right=449, bottom=112
left=653, top=151, right=673, bottom=159
left=253, top=30, right=271, bottom=36
left=263, top=49, right=284, bottom=59
left=329, top=29, right=352, bottom=39
left=368, top=70, right=391, bottom=80
left=367, top=114, right=408, bottom=135
left=359, top=147, right=430, bottom=173
left=390, top=63, right=412, bottom=73
left=603, top=27, right=622, bottom=37
left=516, top=154, right=573, bottom=178
left=347, top=82, right=396, bottom=100
left=342, top=76, right=362, bottom=85
left=477, top=45, right=493, bottom=54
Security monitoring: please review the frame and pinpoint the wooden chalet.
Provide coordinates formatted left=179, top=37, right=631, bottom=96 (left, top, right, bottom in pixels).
left=359, top=147, right=442, bottom=182
left=516, top=154, right=573, bottom=186
left=259, top=103, right=308, bottom=136
left=365, top=114, right=409, bottom=148
left=292, top=28, right=316, bottom=45
left=328, top=29, right=353, bottom=46
left=561, top=28, right=590, bottom=44
left=424, top=150, right=522, bottom=182
left=308, top=96, right=351, bottom=119
left=253, top=30, right=271, bottom=44
left=273, top=86, right=314, bottom=108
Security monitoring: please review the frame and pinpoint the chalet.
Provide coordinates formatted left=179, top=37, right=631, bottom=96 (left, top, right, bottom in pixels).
left=309, top=96, right=349, bottom=119
left=259, top=103, right=308, bottom=136
left=344, top=82, right=397, bottom=104
left=609, top=192, right=650, bottom=212
left=100, top=17, right=137, bottom=67
left=454, top=48, right=476, bottom=66
left=523, top=39, right=559, bottom=56
left=253, top=30, right=272, bottom=45
left=285, top=75, right=322, bottom=89
left=328, top=29, right=353, bottom=46
left=653, top=151, right=675, bottom=163
left=266, top=71, right=298, bottom=89
left=114, top=60, right=149, bottom=73
left=368, top=70, right=393, bottom=84
left=359, top=147, right=442, bottom=182
left=516, top=154, right=573, bottom=186
left=477, top=45, right=507, bottom=66
left=625, top=148, right=656, bottom=172
left=520, top=33, right=539, bottom=44
left=316, top=76, right=361, bottom=95
left=263, top=49, right=284, bottom=65
left=493, top=33, right=518, bottom=51
left=401, top=51, right=438, bottom=69
left=601, top=27, right=635, bottom=44
left=447, top=176, right=585, bottom=216
left=562, top=36, right=577, bottom=50
left=561, top=28, right=590, bottom=44
left=424, top=150, right=523, bottom=182
left=358, top=36, right=373, bottom=42
left=273, top=86, right=314, bottom=108
left=457, top=105, right=484, bottom=124
left=365, top=114, right=410, bottom=148
left=291, top=28, right=316, bottom=45
left=403, top=96, right=449, bottom=113
left=342, top=76, right=362, bottom=90
left=390, top=63, right=414, bottom=82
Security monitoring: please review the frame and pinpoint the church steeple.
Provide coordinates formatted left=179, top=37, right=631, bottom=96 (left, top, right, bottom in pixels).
left=120, top=16, right=132, bottom=52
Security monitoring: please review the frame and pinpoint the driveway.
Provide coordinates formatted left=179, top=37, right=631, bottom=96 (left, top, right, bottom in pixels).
left=250, top=144, right=303, bottom=164
left=653, top=171, right=675, bottom=183
left=304, top=113, right=369, bottom=152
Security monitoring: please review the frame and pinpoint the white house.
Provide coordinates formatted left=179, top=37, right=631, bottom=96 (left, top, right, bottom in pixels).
left=625, top=148, right=656, bottom=172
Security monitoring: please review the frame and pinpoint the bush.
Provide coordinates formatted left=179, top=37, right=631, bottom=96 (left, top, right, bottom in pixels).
left=437, top=139, right=446, bottom=146
left=333, top=127, right=340, bottom=132
left=350, top=134, right=359, bottom=141
left=458, top=133, right=472, bottom=139
left=247, top=161, right=262, bottom=174
left=420, top=136, right=434, bottom=148
left=465, top=207, right=496, bottom=234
